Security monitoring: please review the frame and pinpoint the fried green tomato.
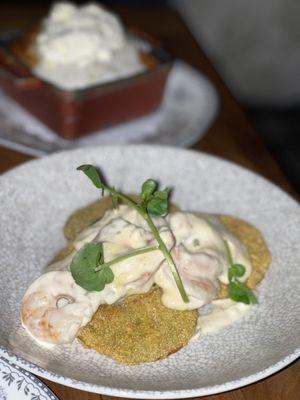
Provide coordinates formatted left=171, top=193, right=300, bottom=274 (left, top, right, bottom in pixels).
left=78, top=287, right=198, bottom=365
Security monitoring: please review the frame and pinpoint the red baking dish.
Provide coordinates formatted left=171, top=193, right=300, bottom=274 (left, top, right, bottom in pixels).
left=0, top=32, right=173, bottom=140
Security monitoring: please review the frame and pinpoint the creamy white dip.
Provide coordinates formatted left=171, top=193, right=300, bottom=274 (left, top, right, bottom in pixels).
left=33, top=2, right=145, bottom=90
left=22, top=206, right=254, bottom=346
left=192, top=299, right=253, bottom=340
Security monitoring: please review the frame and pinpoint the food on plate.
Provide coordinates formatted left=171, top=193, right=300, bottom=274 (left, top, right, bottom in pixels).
left=216, top=215, right=271, bottom=298
left=21, top=270, right=101, bottom=345
left=21, top=164, right=270, bottom=364
left=79, top=287, right=197, bottom=364
left=63, top=196, right=179, bottom=243
left=11, top=2, right=156, bottom=90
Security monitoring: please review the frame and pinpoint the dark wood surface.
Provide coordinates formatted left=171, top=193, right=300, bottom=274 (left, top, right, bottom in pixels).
left=0, top=3, right=298, bottom=400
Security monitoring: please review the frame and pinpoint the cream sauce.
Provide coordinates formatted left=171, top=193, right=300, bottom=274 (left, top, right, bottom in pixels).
left=193, top=299, right=253, bottom=339
left=22, top=206, right=253, bottom=345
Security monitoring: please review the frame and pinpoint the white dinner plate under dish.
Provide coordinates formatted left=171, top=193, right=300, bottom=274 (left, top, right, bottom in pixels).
left=0, top=61, right=218, bottom=156
left=0, top=145, right=299, bottom=398
left=0, top=355, right=58, bottom=400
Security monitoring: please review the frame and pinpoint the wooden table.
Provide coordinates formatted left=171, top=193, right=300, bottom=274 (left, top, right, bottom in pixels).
left=0, top=4, right=298, bottom=400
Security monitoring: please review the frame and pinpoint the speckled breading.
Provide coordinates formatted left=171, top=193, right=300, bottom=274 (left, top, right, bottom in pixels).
left=217, top=215, right=271, bottom=299
left=78, top=287, right=198, bottom=364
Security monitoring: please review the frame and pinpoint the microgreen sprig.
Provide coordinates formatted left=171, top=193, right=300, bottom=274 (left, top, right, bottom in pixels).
left=75, top=164, right=189, bottom=303
left=224, top=240, right=258, bottom=305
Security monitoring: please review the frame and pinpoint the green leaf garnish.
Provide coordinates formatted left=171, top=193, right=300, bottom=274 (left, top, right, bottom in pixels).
left=141, top=179, right=157, bottom=201
left=228, top=282, right=250, bottom=304
left=141, top=179, right=170, bottom=216
left=146, top=196, right=166, bottom=216
left=224, top=240, right=258, bottom=304
left=228, top=263, right=246, bottom=282
left=71, top=243, right=110, bottom=291
left=145, top=188, right=170, bottom=216
left=77, top=165, right=189, bottom=303
left=228, top=281, right=258, bottom=304
left=77, top=165, right=104, bottom=189
left=97, top=265, right=114, bottom=285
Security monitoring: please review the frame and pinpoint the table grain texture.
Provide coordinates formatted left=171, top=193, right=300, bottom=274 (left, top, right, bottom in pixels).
left=0, top=4, right=298, bottom=400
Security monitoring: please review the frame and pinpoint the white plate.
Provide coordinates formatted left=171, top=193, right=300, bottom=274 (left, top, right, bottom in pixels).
left=0, top=145, right=299, bottom=398
left=0, top=355, right=58, bottom=400
left=0, top=62, right=218, bottom=156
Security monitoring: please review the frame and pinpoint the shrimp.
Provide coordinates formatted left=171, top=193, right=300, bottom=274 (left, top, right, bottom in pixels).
left=21, top=271, right=102, bottom=345
left=172, top=243, right=221, bottom=299
left=154, top=244, right=221, bottom=310
left=154, top=212, right=227, bottom=310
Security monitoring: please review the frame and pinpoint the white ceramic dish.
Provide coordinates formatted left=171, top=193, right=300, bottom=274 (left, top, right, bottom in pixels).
left=0, top=145, right=299, bottom=398
left=0, top=355, right=58, bottom=400
left=0, top=62, right=218, bottom=156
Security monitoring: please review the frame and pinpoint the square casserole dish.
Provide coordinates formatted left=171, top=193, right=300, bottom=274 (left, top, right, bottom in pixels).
left=0, top=31, right=173, bottom=140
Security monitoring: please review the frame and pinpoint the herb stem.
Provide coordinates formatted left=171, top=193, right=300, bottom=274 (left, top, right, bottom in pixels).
left=103, top=184, right=189, bottom=303
left=105, top=184, right=140, bottom=211
left=144, top=213, right=189, bottom=303
left=94, top=245, right=158, bottom=271
left=224, top=239, right=234, bottom=266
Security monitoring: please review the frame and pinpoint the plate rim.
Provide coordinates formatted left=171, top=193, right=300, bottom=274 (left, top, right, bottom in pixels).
left=0, top=144, right=299, bottom=398
left=0, top=348, right=299, bottom=399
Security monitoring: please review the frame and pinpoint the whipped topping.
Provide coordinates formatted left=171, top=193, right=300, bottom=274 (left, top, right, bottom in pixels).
left=33, top=2, right=145, bottom=89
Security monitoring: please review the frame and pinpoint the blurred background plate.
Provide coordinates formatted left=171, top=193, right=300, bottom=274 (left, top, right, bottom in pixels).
left=0, top=61, right=218, bottom=157
left=0, top=355, right=58, bottom=400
